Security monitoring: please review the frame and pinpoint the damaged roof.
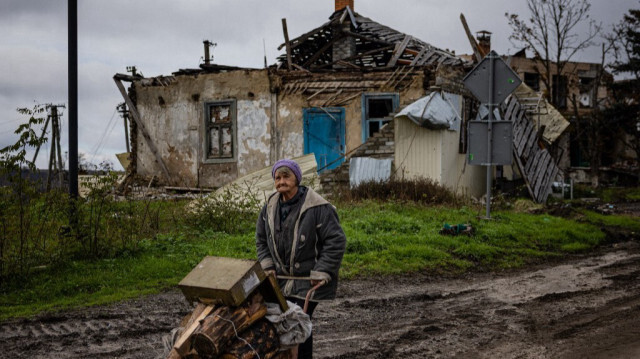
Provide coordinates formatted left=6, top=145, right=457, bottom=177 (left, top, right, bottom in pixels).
left=512, top=83, right=570, bottom=144
left=278, top=7, right=465, bottom=70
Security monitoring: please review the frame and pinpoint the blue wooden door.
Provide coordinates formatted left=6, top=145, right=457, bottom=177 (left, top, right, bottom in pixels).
left=303, top=108, right=345, bottom=173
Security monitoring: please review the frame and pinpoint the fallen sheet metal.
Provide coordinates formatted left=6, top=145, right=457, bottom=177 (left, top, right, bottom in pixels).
left=192, top=153, right=319, bottom=209
left=394, top=92, right=461, bottom=131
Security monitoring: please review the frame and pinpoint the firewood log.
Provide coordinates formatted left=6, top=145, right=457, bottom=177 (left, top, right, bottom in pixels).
left=191, top=303, right=267, bottom=358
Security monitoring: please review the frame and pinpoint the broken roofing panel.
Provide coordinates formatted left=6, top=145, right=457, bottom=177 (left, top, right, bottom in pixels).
left=191, top=154, right=320, bottom=209
left=277, top=7, right=465, bottom=70
left=511, top=83, right=569, bottom=144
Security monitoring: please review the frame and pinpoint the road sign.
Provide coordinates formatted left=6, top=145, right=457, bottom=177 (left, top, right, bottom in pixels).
left=467, top=121, right=512, bottom=165
left=463, top=51, right=522, bottom=104
left=463, top=51, right=521, bottom=219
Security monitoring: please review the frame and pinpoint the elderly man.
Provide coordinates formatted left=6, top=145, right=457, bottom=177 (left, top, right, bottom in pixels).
left=256, top=159, right=346, bottom=359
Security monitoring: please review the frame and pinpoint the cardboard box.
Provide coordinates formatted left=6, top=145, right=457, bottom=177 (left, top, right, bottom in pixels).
left=178, top=257, right=266, bottom=306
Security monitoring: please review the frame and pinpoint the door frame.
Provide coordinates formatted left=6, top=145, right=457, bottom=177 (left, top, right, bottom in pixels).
left=303, top=107, right=346, bottom=172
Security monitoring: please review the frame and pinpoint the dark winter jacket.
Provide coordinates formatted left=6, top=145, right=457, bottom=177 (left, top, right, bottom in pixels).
left=256, top=187, right=346, bottom=301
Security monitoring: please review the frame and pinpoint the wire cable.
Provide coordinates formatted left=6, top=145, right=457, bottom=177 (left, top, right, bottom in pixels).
left=89, top=107, right=117, bottom=163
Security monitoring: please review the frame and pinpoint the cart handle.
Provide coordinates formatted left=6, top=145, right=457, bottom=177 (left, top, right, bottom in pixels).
left=303, top=280, right=326, bottom=313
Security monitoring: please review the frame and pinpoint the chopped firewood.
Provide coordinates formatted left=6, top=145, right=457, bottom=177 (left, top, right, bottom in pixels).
left=191, top=299, right=268, bottom=357
left=170, top=304, right=215, bottom=357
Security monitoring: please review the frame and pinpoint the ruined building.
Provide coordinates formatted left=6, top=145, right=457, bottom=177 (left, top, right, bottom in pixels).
left=114, top=1, right=575, bottom=201
left=114, top=1, right=492, bottom=196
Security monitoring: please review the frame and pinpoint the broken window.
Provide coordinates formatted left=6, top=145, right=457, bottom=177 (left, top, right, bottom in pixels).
left=362, top=93, right=398, bottom=142
left=205, top=100, right=236, bottom=161
left=552, top=75, right=568, bottom=109
left=578, top=77, right=595, bottom=108
left=524, top=72, right=540, bottom=91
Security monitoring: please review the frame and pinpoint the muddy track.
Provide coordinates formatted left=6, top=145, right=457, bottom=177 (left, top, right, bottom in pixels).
left=1, top=241, right=639, bottom=358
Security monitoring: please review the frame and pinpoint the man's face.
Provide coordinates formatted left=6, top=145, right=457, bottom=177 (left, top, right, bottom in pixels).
left=274, top=169, right=297, bottom=196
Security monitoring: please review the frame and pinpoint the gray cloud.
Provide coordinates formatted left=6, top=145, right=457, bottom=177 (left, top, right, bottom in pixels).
left=0, top=0, right=636, bottom=170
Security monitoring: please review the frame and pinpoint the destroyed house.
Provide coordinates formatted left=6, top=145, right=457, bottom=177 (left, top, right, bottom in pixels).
left=118, top=1, right=561, bottom=199
left=114, top=1, right=484, bottom=191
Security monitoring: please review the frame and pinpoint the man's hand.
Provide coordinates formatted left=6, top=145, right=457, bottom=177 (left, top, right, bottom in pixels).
left=310, top=279, right=326, bottom=287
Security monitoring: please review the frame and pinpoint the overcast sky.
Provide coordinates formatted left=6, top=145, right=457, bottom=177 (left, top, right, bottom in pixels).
left=0, top=0, right=636, bottom=170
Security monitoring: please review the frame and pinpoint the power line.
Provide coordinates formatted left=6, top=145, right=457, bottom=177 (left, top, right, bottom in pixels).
left=89, top=107, right=117, bottom=160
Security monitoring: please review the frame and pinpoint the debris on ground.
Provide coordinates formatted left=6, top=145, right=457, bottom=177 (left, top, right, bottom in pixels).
left=187, top=154, right=319, bottom=212
left=439, top=223, right=474, bottom=236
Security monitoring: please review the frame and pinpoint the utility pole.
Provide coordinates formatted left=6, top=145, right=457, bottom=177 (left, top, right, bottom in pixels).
left=68, top=0, right=78, bottom=198
left=47, top=105, right=66, bottom=190
left=203, top=40, right=216, bottom=65
left=117, top=103, right=130, bottom=153
left=32, top=104, right=66, bottom=190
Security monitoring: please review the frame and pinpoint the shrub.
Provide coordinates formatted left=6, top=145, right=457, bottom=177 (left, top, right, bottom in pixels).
left=344, top=177, right=462, bottom=205
left=185, top=182, right=263, bottom=235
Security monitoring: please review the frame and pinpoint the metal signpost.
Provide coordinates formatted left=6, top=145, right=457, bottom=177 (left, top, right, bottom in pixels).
left=463, top=51, right=521, bottom=218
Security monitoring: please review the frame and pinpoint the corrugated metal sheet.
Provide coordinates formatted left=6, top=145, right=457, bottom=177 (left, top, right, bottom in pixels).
left=349, top=157, right=393, bottom=188
left=439, top=130, right=486, bottom=198
left=394, top=117, right=485, bottom=198
left=394, top=116, right=442, bottom=181
left=191, top=154, right=319, bottom=209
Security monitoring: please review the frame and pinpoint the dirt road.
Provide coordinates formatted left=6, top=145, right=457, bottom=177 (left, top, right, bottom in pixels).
left=1, top=241, right=640, bottom=358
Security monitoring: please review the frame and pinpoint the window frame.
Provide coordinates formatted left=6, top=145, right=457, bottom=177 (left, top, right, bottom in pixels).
left=203, top=99, right=237, bottom=164
left=524, top=72, right=541, bottom=92
left=552, top=74, right=568, bottom=109
left=361, top=93, right=399, bottom=143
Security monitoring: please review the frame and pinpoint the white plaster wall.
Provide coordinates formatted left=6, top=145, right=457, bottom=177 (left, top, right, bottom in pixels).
left=236, top=97, right=271, bottom=176
left=282, top=132, right=303, bottom=158
left=134, top=69, right=272, bottom=187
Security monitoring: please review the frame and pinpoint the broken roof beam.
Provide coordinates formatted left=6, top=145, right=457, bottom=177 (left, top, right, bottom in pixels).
left=409, top=46, right=429, bottom=66
left=291, top=63, right=311, bottom=72
left=277, top=19, right=333, bottom=51
left=314, top=44, right=395, bottom=69
left=302, top=35, right=344, bottom=68
left=113, top=75, right=171, bottom=182
left=282, top=18, right=293, bottom=70
left=460, top=13, right=483, bottom=62
left=338, top=6, right=358, bottom=29
left=342, top=30, right=394, bottom=47
left=387, top=35, right=412, bottom=67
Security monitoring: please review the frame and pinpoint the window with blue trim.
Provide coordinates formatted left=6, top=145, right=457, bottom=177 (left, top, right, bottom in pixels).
left=362, top=93, right=398, bottom=142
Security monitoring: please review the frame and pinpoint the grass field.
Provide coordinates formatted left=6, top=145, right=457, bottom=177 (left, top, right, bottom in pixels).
left=0, top=198, right=638, bottom=321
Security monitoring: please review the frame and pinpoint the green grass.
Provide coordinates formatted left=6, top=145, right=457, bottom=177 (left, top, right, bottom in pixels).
left=0, top=199, right=633, bottom=321
left=600, top=187, right=640, bottom=202
left=576, top=208, right=640, bottom=232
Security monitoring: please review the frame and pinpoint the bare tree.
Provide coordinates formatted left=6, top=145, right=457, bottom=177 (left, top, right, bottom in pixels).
left=604, top=8, right=640, bottom=184
left=506, top=0, right=601, bottom=107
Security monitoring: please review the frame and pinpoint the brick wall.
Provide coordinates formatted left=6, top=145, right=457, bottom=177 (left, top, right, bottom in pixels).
left=335, top=0, right=354, bottom=11
left=319, top=120, right=395, bottom=195
left=333, top=23, right=356, bottom=68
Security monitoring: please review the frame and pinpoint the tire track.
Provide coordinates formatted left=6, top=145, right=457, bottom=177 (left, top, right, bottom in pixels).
left=1, top=242, right=639, bottom=358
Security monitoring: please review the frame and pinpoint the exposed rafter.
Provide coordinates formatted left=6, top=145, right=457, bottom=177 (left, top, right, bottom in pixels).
left=276, top=9, right=464, bottom=71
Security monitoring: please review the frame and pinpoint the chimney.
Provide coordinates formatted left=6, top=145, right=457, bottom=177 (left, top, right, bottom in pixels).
left=335, top=0, right=354, bottom=12
left=332, top=23, right=356, bottom=68
left=332, top=0, right=356, bottom=68
left=476, top=30, right=492, bottom=56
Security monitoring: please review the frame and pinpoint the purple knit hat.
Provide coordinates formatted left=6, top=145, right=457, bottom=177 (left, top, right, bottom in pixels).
left=272, top=159, right=302, bottom=184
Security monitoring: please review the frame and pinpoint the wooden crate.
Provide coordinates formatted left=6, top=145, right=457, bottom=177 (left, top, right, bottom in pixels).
left=178, top=257, right=266, bottom=306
